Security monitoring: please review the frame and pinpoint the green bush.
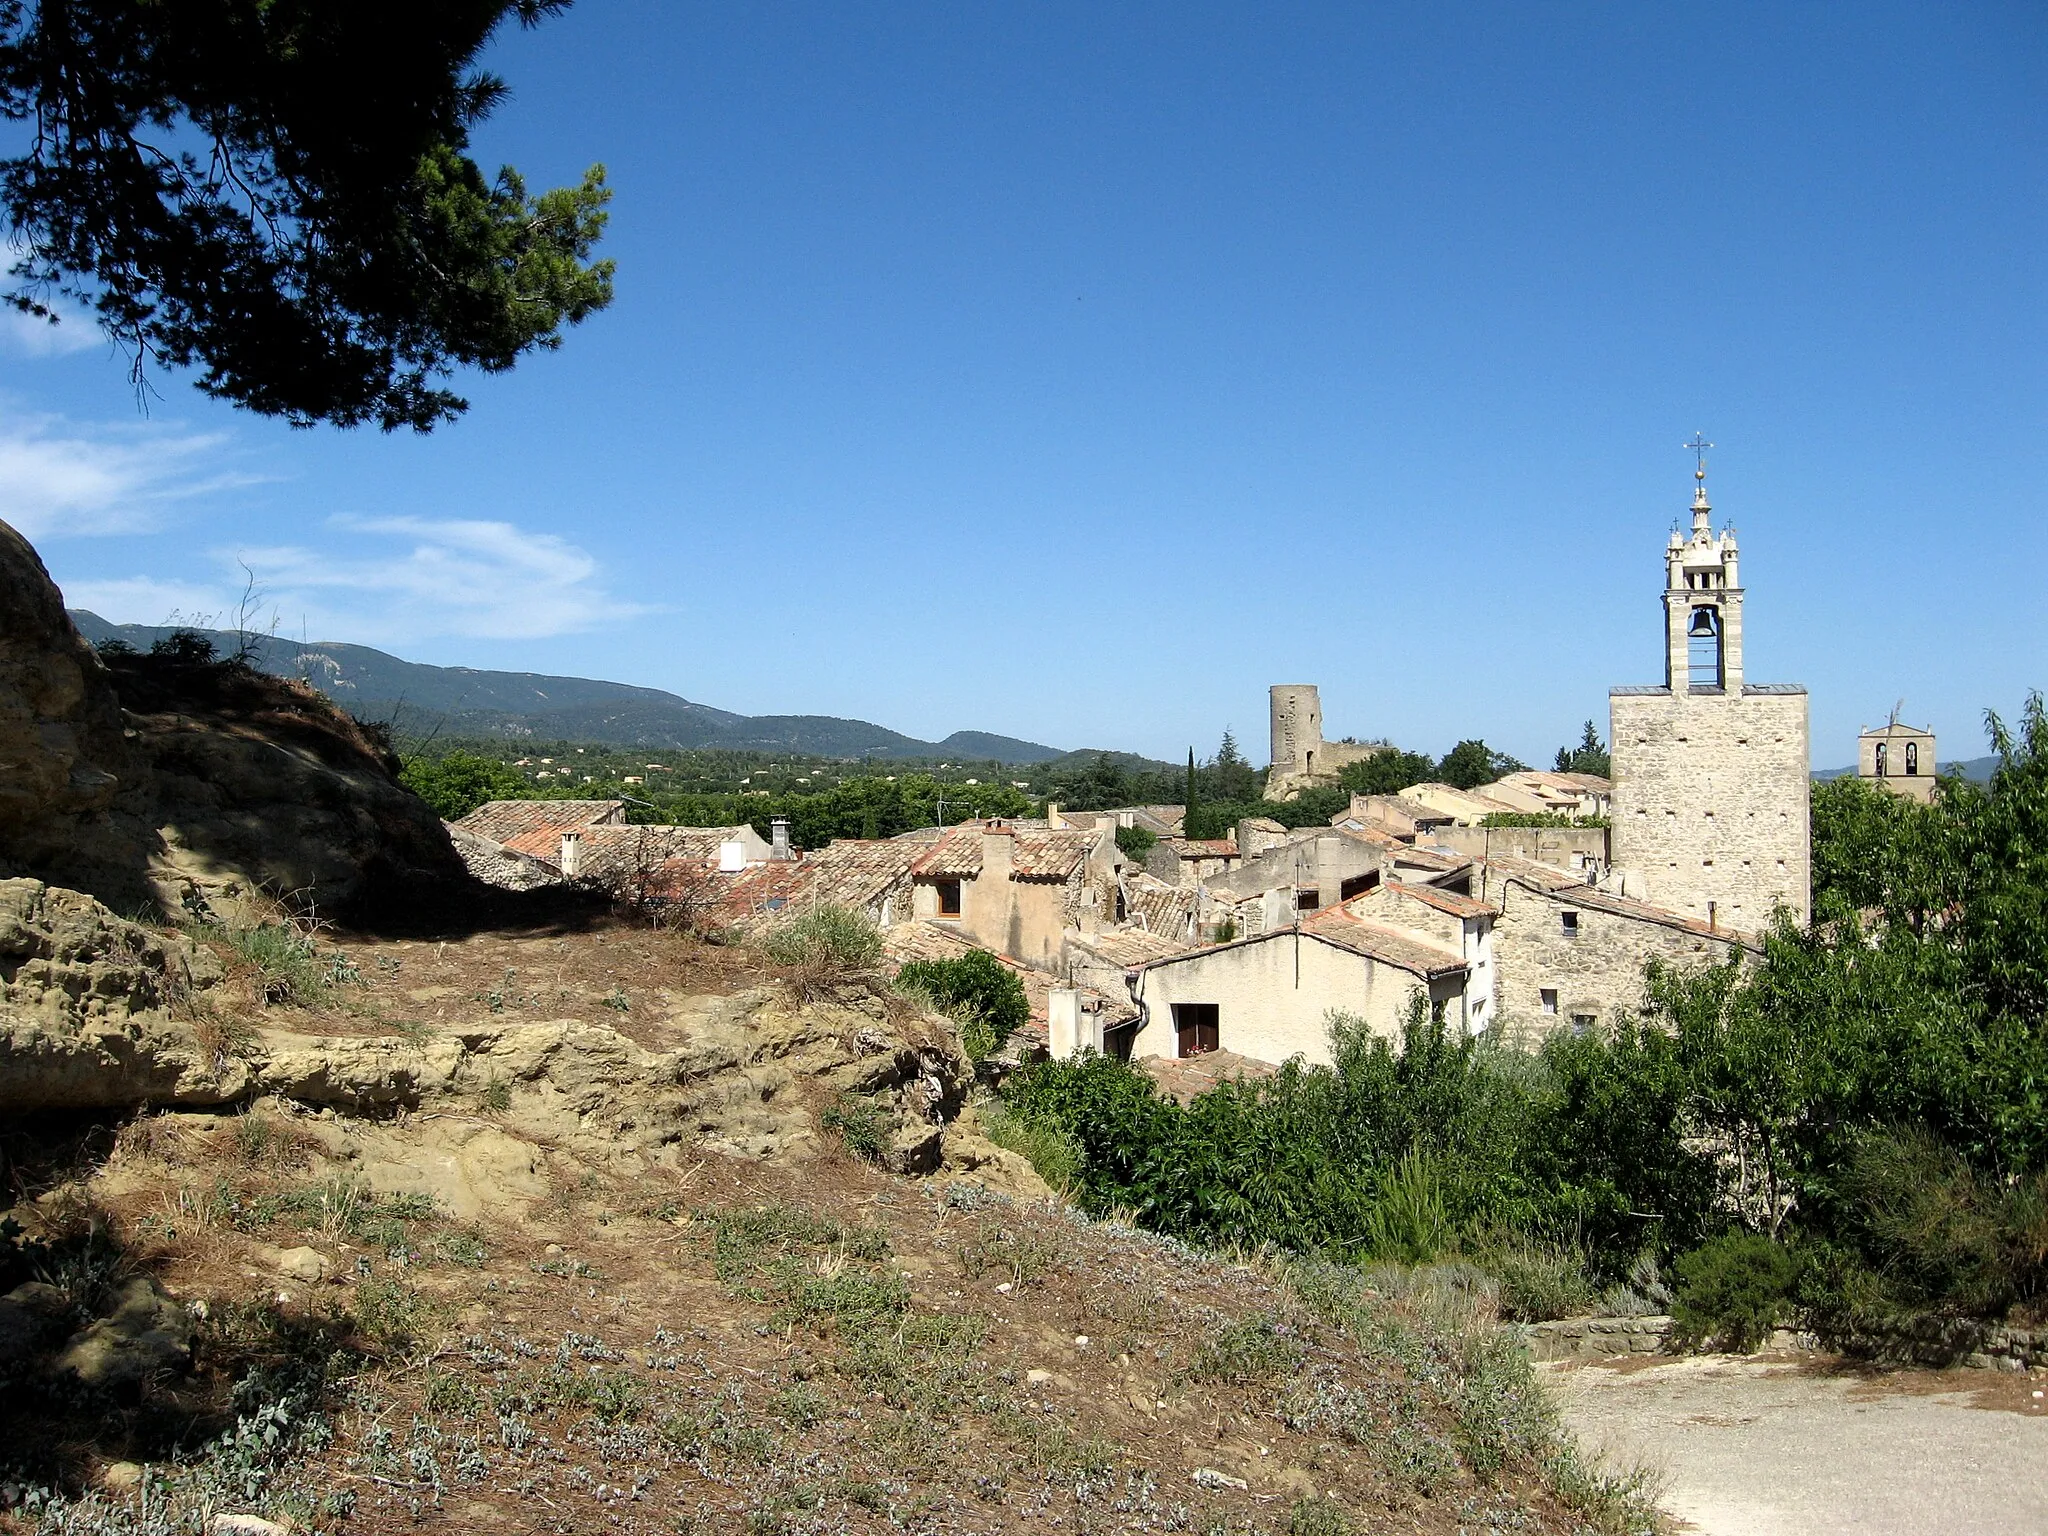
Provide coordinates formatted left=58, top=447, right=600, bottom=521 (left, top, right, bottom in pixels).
left=980, top=1101, right=1082, bottom=1193
left=896, top=948, right=1028, bottom=1061
left=399, top=749, right=535, bottom=820
left=821, top=1093, right=892, bottom=1162
left=1489, top=1241, right=1598, bottom=1323
left=1113, top=824, right=1157, bottom=862
left=763, top=904, right=882, bottom=998
left=1670, top=1232, right=1802, bottom=1352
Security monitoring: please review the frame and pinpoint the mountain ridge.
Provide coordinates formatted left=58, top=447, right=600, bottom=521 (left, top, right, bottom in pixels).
left=66, top=613, right=1069, bottom=763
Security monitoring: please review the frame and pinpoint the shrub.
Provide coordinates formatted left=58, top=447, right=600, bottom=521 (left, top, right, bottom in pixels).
left=1833, top=1124, right=2048, bottom=1319
left=1489, top=1241, right=1598, bottom=1322
left=763, top=904, right=882, bottom=998
left=821, top=1093, right=891, bottom=1162
left=980, top=1101, right=1081, bottom=1193
left=1365, top=1149, right=1451, bottom=1264
left=896, top=948, right=1028, bottom=1061
left=1670, top=1232, right=1802, bottom=1352
left=1113, top=824, right=1157, bottom=862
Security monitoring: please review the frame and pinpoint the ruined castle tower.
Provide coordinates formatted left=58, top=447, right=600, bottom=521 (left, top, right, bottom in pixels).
left=1608, top=455, right=1810, bottom=929
left=1269, top=685, right=1324, bottom=783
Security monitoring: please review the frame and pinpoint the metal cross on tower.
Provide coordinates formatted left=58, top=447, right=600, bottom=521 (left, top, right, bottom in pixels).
left=1683, top=432, right=1714, bottom=480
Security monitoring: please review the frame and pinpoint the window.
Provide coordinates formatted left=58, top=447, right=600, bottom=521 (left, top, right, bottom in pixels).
left=1339, top=873, right=1377, bottom=901
left=1296, top=889, right=1321, bottom=912
left=935, top=878, right=962, bottom=917
left=1874, top=741, right=1888, bottom=777
left=1559, top=911, right=1579, bottom=938
left=1570, top=1014, right=1596, bottom=1035
left=1540, top=988, right=1559, bottom=1015
left=1173, top=1002, right=1220, bottom=1057
left=1905, top=742, right=1919, bottom=776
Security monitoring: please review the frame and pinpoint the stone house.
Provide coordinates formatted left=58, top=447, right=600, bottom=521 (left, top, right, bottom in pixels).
left=1123, top=906, right=1469, bottom=1066
left=1329, top=794, right=1453, bottom=841
left=1342, top=881, right=1502, bottom=1033
left=1857, top=721, right=1937, bottom=805
left=1608, top=465, right=1810, bottom=928
left=1475, top=855, right=1759, bottom=1037
left=1144, top=836, right=1241, bottom=890
left=1396, top=782, right=1529, bottom=827
left=909, top=818, right=1126, bottom=970
left=1203, top=827, right=1394, bottom=934
left=1430, top=822, right=1609, bottom=880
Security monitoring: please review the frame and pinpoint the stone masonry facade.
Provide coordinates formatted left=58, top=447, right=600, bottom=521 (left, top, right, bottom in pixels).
left=1478, top=860, right=1757, bottom=1035
left=1610, top=687, right=1810, bottom=930
left=1607, top=465, right=1811, bottom=929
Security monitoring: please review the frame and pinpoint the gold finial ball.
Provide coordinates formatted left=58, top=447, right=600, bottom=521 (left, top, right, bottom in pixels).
left=1696, top=467, right=1706, bottom=480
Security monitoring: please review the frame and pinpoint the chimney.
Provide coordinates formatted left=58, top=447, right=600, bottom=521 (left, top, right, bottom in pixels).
left=1048, top=988, right=1082, bottom=1059
left=559, top=831, right=582, bottom=878
left=1046, top=801, right=1064, bottom=830
left=980, top=819, right=1014, bottom=882
left=770, top=818, right=792, bottom=861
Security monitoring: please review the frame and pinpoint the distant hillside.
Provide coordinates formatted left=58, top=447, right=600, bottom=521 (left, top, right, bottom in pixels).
left=1813, top=757, right=1996, bottom=784
left=67, top=614, right=1068, bottom=763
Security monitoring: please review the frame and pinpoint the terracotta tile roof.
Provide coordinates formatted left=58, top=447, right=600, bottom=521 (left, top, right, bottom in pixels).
left=786, top=839, right=920, bottom=909
left=909, top=821, right=1097, bottom=881
left=453, top=799, right=624, bottom=844
left=1178, top=839, right=1239, bottom=858
left=551, top=824, right=755, bottom=875
left=1069, top=927, right=1190, bottom=968
left=1478, top=855, right=1763, bottom=948
left=1122, top=871, right=1196, bottom=940
left=1134, top=913, right=1466, bottom=983
left=1303, top=904, right=1469, bottom=977
left=1388, top=845, right=1471, bottom=873
left=1141, top=1049, right=1278, bottom=1104
left=1373, top=881, right=1498, bottom=921
left=645, top=838, right=918, bottom=924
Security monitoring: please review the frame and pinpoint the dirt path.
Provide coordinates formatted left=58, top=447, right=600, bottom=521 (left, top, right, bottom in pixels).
left=1544, top=1353, right=2048, bottom=1536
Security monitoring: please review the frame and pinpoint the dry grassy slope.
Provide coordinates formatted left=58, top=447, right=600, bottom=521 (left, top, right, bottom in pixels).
left=0, top=903, right=1657, bottom=1536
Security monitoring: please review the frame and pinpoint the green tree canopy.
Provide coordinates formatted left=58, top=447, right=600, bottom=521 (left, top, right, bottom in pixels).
left=0, top=0, right=612, bottom=430
left=1553, top=720, right=1611, bottom=778
left=1436, top=739, right=1527, bottom=790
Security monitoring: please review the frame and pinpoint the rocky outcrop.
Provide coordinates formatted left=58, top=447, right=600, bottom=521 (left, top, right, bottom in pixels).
left=0, top=520, right=148, bottom=904
left=0, top=878, right=970, bottom=1179
left=0, top=516, right=474, bottom=922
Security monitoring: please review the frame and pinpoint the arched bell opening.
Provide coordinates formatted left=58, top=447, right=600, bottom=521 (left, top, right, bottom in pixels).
left=1686, top=605, right=1724, bottom=689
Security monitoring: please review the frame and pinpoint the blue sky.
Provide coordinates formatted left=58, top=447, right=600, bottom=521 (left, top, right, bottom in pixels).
left=4, top=2, right=2043, bottom=767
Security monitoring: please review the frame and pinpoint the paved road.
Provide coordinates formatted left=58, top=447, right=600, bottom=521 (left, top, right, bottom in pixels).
left=1544, top=1353, right=2048, bottom=1536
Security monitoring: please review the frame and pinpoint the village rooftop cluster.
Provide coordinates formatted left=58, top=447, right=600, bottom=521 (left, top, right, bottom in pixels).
left=449, top=466, right=1935, bottom=1086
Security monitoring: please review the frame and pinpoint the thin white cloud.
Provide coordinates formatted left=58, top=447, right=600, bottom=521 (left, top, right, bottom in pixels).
left=57, top=575, right=236, bottom=628
left=0, top=306, right=104, bottom=359
left=227, top=516, right=648, bottom=643
left=0, top=411, right=259, bottom=538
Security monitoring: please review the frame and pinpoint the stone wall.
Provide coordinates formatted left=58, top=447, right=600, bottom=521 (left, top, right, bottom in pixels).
left=1478, top=871, right=1753, bottom=1035
left=1609, top=685, right=1811, bottom=930
left=1521, top=1312, right=2047, bottom=1373
left=1432, top=824, right=1608, bottom=876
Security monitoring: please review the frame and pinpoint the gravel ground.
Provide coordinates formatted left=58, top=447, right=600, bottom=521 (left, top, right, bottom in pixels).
left=1545, top=1352, right=2048, bottom=1536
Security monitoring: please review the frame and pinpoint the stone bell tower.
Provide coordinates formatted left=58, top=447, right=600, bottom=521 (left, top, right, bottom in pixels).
left=1609, top=442, right=1810, bottom=929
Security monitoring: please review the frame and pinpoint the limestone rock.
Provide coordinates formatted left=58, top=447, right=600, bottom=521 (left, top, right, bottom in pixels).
left=0, top=515, right=477, bottom=923
left=0, top=1281, right=69, bottom=1373
left=55, top=1275, right=192, bottom=1389
left=273, top=1247, right=331, bottom=1284
left=208, top=1516, right=292, bottom=1536
left=939, top=1127, right=1054, bottom=1203
left=0, top=519, right=143, bottom=901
